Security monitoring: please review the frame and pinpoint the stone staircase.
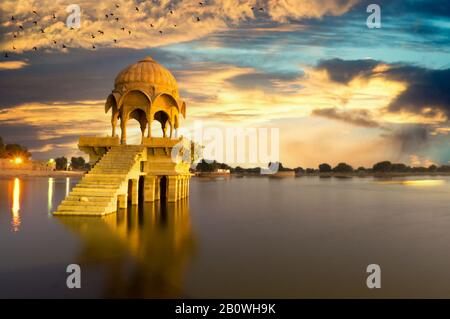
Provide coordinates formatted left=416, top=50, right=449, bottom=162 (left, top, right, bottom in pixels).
left=53, top=145, right=145, bottom=216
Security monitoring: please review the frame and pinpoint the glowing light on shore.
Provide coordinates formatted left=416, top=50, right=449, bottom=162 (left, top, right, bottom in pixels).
left=14, top=157, right=23, bottom=164
left=11, top=178, right=21, bottom=232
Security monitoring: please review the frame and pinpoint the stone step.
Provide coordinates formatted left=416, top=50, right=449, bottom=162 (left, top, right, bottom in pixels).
left=61, top=199, right=114, bottom=206
left=70, top=190, right=116, bottom=196
left=65, top=195, right=112, bottom=202
left=53, top=209, right=113, bottom=216
left=76, top=184, right=119, bottom=189
left=97, top=160, right=134, bottom=164
left=92, top=165, right=133, bottom=170
left=89, top=172, right=128, bottom=176
left=83, top=173, right=127, bottom=177
left=72, top=186, right=117, bottom=192
left=79, top=180, right=121, bottom=185
left=57, top=204, right=111, bottom=213
left=92, top=168, right=132, bottom=173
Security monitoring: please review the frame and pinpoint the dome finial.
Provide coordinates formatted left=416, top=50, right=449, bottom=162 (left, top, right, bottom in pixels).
left=140, top=56, right=155, bottom=62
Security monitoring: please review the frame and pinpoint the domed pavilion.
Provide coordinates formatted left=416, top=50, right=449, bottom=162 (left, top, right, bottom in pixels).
left=54, top=57, right=193, bottom=216
left=105, top=56, right=187, bottom=144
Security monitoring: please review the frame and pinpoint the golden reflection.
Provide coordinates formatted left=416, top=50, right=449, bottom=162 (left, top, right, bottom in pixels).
left=378, top=179, right=446, bottom=186
left=11, top=178, right=21, bottom=232
left=65, top=177, right=70, bottom=197
left=48, top=177, right=54, bottom=212
left=55, top=199, right=195, bottom=298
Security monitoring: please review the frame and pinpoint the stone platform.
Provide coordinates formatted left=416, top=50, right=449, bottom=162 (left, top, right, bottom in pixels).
left=53, top=136, right=192, bottom=216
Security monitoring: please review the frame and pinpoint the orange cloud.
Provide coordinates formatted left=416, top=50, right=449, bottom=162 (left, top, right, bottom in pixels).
left=0, top=0, right=358, bottom=52
left=0, top=60, right=28, bottom=69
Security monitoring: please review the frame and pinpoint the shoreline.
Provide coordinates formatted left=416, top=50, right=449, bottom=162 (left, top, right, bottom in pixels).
left=219, top=172, right=450, bottom=178
left=0, top=170, right=85, bottom=178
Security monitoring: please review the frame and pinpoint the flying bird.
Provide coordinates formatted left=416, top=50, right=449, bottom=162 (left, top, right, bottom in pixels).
left=159, top=30, right=163, bottom=35
left=135, top=7, right=139, bottom=11
left=62, top=44, right=67, bottom=48
left=40, top=28, right=45, bottom=33
left=91, top=34, right=96, bottom=38
left=196, top=17, right=201, bottom=22
left=11, top=16, right=15, bottom=21
left=170, top=10, right=174, bottom=14
left=92, top=44, right=96, bottom=49
left=52, top=13, right=56, bottom=19
left=105, top=14, right=109, bottom=18
left=33, top=46, right=37, bottom=50
left=199, top=2, right=203, bottom=6
left=115, top=17, right=119, bottom=22
left=113, top=39, right=117, bottom=43
left=18, top=25, right=24, bottom=30
left=32, top=10, right=38, bottom=15
left=13, top=33, right=17, bottom=38
left=12, top=46, right=16, bottom=50
left=128, top=30, right=132, bottom=35
left=115, top=4, right=120, bottom=8
left=53, top=40, right=57, bottom=44
left=121, top=27, right=125, bottom=31
left=98, top=30, right=104, bottom=35
left=33, top=21, right=38, bottom=25
left=150, top=23, right=154, bottom=27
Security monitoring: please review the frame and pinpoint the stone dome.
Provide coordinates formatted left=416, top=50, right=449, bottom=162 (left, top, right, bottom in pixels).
left=114, top=56, right=179, bottom=97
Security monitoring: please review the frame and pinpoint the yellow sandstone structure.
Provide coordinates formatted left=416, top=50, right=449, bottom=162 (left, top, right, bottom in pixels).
left=54, top=56, right=192, bottom=216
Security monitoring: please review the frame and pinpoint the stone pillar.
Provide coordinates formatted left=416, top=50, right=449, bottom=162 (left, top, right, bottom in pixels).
left=167, top=176, right=178, bottom=202
left=120, top=116, right=127, bottom=145
left=182, top=177, right=186, bottom=198
left=117, top=194, right=127, bottom=209
left=180, top=176, right=184, bottom=199
left=144, top=176, right=157, bottom=202
left=131, top=178, right=139, bottom=205
left=186, top=177, right=190, bottom=198
left=155, top=176, right=161, bottom=201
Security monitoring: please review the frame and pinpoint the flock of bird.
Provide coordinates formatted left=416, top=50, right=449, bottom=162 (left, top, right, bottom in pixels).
left=3, top=2, right=266, bottom=59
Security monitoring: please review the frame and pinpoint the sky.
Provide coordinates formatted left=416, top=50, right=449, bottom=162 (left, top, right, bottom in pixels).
left=0, top=0, right=449, bottom=168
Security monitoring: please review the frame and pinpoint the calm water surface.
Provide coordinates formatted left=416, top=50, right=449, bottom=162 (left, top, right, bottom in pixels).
left=1, top=175, right=450, bottom=298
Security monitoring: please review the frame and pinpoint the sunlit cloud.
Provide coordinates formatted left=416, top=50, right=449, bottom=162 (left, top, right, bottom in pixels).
left=0, top=0, right=359, bottom=53
left=0, top=60, right=28, bottom=69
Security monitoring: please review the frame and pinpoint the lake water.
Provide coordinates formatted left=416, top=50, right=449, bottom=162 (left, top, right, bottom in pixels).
left=1, top=175, right=450, bottom=298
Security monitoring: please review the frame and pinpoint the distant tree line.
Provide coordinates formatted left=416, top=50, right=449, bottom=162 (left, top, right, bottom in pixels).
left=195, top=158, right=450, bottom=174
left=0, top=136, right=31, bottom=160
left=54, top=156, right=90, bottom=171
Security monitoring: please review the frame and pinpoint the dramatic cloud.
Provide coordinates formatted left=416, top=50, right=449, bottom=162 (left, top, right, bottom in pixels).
left=312, top=107, right=380, bottom=128
left=0, top=0, right=359, bottom=53
left=383, top=125, right=430, bottom=154
left=317, top=58, right=450, bottom=122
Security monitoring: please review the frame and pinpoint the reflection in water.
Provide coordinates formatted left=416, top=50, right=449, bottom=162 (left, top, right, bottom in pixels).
left=56, top=199, right=195, bottom=298
left=65, top=177, right=70, bottom=197
left=11, top=178, right=21, bottom=232
left=48, top=178, right=54, bottom=212
left=378, top=179, right=446, bottom=187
